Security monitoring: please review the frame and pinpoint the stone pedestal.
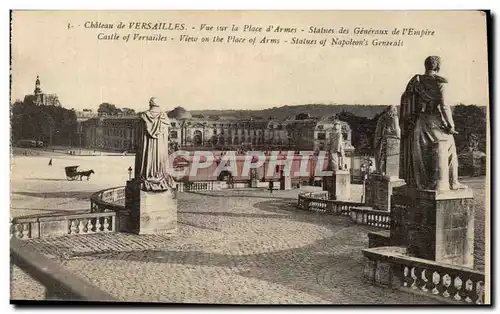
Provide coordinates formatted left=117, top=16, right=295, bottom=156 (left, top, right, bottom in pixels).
left=280, top=176, right=292, bottom=190
left=323, top=170, right=350, bottom=201
left=384, top=137, right=400, bottom=178
left=390, top=186, right=474, bottom=268
left=250, top=178, right=259, bottom=188
left=365, top=174, right=405, bottom=211
left=125, top=180, right=177, bottom=235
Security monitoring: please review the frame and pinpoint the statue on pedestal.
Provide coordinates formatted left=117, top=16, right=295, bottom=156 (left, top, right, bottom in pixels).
left=374, top=105, right=401, bottom=176
left=399, top=56, right=465, bottom=190
left=134, top=97, right=175, bottom=191
left=327, top=120, right=345, bottom=171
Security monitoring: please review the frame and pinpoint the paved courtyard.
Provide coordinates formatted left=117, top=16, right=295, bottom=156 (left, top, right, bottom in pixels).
left=10, top=155, right=486, bottom=304
left=13, top=188, right=444, bottom=304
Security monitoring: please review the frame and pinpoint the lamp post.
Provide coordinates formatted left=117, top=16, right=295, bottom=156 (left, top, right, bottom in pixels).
left=361, top=158, right=372, bottom=203
left=361, top=164, right=367, bottom=203
left=128, top=166, right=133, bottom=180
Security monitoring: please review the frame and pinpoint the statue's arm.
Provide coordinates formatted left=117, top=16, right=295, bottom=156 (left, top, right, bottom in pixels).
left=399, top=75, right=419, bottom=137
left=437, top=83, right=458, bottom=134
left=374, top=118, right=383, bottom=149
left=393, top=116, right=401, bottom=138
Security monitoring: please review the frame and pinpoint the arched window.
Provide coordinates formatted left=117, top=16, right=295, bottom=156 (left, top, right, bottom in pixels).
left=193, top=130, right=202, bottom=146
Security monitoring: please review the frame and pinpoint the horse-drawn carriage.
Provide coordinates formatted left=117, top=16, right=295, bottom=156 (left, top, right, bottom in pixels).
left=64, top=165, right=95, bottom=181
left=65, top=166, right=80, bottom=180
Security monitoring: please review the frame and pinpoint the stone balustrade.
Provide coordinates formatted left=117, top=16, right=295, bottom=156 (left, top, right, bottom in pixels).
left=10, top=212, right=118, bottom=240
left=90, top=186, right=127, bottom=213
left=298, top=192, right=389, bottom=228
left=362, top=246, right=485, bottom=304
left=350, top=207, right=391, bottom=229
left=184, top=181, right=216, bottom=191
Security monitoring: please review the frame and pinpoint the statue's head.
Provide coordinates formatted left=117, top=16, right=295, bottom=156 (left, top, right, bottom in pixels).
left=333, top=120, right=342, bottom=132
left=424, top=56, right=441, bottom=72
left=149, top=97, right=160, bottom=109
left=386, top=105, right=397, bottom=118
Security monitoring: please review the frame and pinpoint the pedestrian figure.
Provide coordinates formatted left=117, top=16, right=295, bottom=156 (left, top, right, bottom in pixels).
left=269, top=180, right=274, bottom=194
left=48, top=158, right=52, bottom=166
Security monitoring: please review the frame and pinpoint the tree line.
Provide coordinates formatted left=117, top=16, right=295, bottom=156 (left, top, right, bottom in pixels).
left=11, top=100, right=78, bottom=146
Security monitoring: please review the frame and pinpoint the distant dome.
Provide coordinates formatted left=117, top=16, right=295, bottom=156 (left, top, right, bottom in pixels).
left=167, top=106, right=192, bottom=120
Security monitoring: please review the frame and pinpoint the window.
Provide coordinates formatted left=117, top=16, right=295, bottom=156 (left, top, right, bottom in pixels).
left=170, top=131, right=178, bottom=139
left=171, top=122, right=176, bottom=127
left=317, top=133, right=326, bottom=140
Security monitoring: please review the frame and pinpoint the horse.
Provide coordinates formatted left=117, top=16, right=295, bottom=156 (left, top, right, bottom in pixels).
left=78, top=169, right=95, bottom=181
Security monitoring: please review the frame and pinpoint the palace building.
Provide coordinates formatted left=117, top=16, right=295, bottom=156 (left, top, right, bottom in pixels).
left=80, top=107, right=355, bottom=157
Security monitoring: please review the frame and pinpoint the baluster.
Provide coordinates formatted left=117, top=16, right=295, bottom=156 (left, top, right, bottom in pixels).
left=22, top=223, right=30, bottom=238
left=442, top=274, right=452, bottom=298
left=70, top=220, right=79, bottom=234
left=81, top=219, right=88, bottom=233
left=411, top=267, right=418, bottom=289
left=464, top=279, right=473, bottom=303
left=475, top=281, right=484, bottom=304
left=87, top=218, right=96, bottom=233
left=403, top=266, right=410, bottom=287
left=453, top=276, right=463, bottom=301
left=97, top=218, right=103, bottom=232
left=432, top=271, right=441, bottom=295
left=15, top=224, right=23, bottom=239
left=421, top=269, right=429, bottom=292
left=104, top=217, right=110, bottom=231
left=76, top=219, right=83, bottom=233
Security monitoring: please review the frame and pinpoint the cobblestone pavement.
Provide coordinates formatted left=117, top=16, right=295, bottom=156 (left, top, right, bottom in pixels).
left=12, top=188, right=442, bottom=304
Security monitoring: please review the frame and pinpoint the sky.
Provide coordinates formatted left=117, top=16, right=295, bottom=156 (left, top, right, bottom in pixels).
left=10, top=10, right=490, bottom=111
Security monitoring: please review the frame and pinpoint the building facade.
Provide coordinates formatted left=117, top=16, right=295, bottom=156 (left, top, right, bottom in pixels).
left=81, top=106, right=355, bottom=154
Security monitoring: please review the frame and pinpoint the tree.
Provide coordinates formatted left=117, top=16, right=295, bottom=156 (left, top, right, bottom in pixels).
left=452, top=104, right=487, bottom=153
left=295, top=113, right=310, bottom=120
left=97, top=103, right=122, bottom=116
left=10, top=100, right=77, bottom=146
left=121, top=108, right=136, bottom=116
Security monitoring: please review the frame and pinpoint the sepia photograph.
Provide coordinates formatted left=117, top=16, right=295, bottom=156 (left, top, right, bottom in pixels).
left=9, top=10, right=491, bottom=305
